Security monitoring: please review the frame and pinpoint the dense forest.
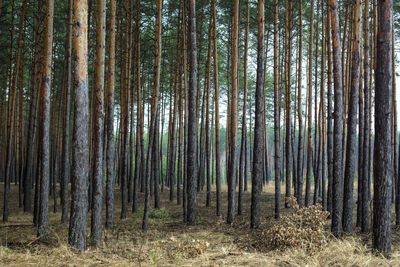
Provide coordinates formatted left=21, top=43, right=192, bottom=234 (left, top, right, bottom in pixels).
left=0, top=0, right=400, bottom=265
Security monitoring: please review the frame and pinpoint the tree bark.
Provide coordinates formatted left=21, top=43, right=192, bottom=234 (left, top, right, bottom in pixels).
left=251, top=0, right=264, bottom=229
left=329, top=0, right=344, bottom=238
left=343, top=0, right=360, bottom=233
left=373, top=0, right=393, bottom=257
left=91, top=0, right=106, bottom=246
left=105, top=0, right=116, bottom=229
left=186, top=0, right=198, bottom=224
left=69, top=0, right=90, bottom=251
left=37, top=0, right=54, bottom=239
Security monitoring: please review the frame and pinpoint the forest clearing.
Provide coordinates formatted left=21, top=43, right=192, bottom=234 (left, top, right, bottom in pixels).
left=0, top=0, right=400, bottom=266
left=2, top=185, right=400, bottom=266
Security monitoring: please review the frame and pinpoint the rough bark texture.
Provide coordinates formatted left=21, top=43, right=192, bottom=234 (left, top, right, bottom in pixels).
left=305, top=0, right=314, bottom=208
left=329, top=0, right=344, bottom=238
left=273, top=0, right=281, bottom=219
left=105, top=0, right=116, bottom=229
left=250, top=0, right=264, bottom=229
left=186, top=0, right=198, bottom=225
left=361, top=0, right=371, bottom=233
left=343, top=0, right=360, bottom=233
left=142, top=0, right=162, bottom=231
left=284, top=0, right=292, bottom=208
left=238, top=0, right=249, bottom=215
left=226, top=0, right=239, bottom=225
left=326, top=5, right=333, bottom=214
left=37, top=0, right=54, bottom=239
left=296, top=0, right=304, bottom=204
left=211, top=0, right=221, bottom=217
left=91, top=0, right=106, bottom=246
left=373, top=0, right=393, bottom=257
left=69, top=0, right=90, bottom=251
left=60, top=0, right=73, bottom=224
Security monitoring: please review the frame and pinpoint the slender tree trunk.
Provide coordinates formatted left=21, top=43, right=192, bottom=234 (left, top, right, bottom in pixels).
left=251, top=0, right=264, bottom=229
left=238, top=0, right=250, bottom=216
left=60, top=0, right=73, bottom=224
left=211, top=0, right=221, bottom=217
left=329, top=0, right=344, bottom=238
left=284, top=0, right=293, bottom=208
left=226, top=0, right=239, bottom=225
left=186, top=0, right=198, bottom=224
left=273, top=0, right=281, bottom=219
left=91, top=0, right=106, bottom=246
left=296, top=0, right=304, bottom=205
left=142, top=0, right=162, bottom=231
left=343, top=0, right=360, bottom=233
left=132, top=0, right=142, bottom=214
left=37, top=0, right=54, bottom=239
left=305, top=0, right=314, bottom=208
left=105, top=0, right=116, bottom=229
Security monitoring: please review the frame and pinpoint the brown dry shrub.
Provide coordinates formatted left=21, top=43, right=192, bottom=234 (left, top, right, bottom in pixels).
left=161, top=236, right=210, bottom=259
left=262, top=197, right=330, bottom=252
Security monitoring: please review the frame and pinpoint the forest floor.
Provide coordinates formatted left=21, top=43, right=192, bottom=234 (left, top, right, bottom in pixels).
left=1, top=184, right=400, bottom=266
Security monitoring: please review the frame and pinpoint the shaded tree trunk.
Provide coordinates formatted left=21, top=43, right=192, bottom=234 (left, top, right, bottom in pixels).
left=343, top=0, right=360, bottom=233
left=37, top=0, right=54, bottom=239
left=105, top=0, right=116, bottom=229
left=372, top=0, right=393, bottom=257
left=251, top=0, right=264, bottom=229
left=329, top=0, right=344, bottom=238
left=91, top=0, right=106, bottom=246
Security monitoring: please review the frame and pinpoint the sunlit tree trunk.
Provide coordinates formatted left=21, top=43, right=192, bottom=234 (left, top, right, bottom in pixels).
left=69, top=0, right=90, bottom=251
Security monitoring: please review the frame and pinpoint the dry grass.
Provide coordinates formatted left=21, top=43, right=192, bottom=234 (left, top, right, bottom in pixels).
left=1, top=184, right=399, bottom=266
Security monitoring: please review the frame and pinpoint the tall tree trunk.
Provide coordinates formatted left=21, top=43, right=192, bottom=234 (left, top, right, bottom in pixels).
left=37, top=0, right=54, bottom=239
left=91, top=0, right=106, bottom=246
left=142, top=0, right=162, bottom=231
left=284, top=0, right=292, bottom=207
left=326, top=4, right=333, bottom=214
left=226, top=0, right=239, bottom=225
left=186, top=0, right=198, bottom=224
left=132, top=0, right=142, bottom=214
left=305, top=0, right=314, bottom=207
left=343, top=0, right=360, bottom=233
left=238, top=0, right=250, bottom=216
left=273, top=0, right=281, bottom=219
left=105, top=0, right=116, bottom=229
left=373, top=0, right=393, bottom=257
left=69, top=0, right=90, bottom=251
left=251, top=0, right=264, bottom=229
left=60, top=0, right=73, bottom=224
left=329, top=0, right=344, bottom=238
left=211, top=0, right=221, bottom=217
left=296, top=0, right=304, bottom=205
